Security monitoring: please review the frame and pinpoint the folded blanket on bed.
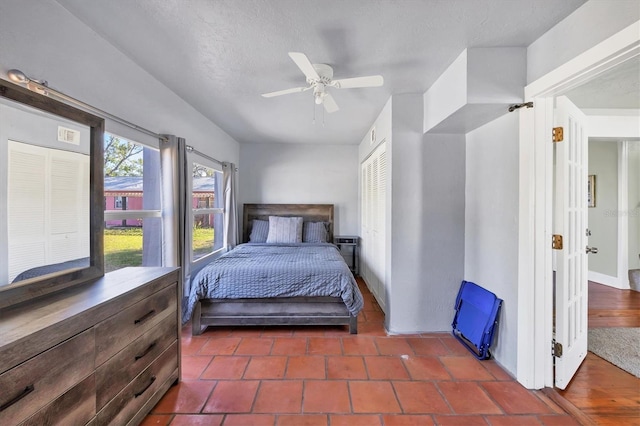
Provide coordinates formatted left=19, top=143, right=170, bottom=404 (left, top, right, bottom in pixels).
left=183, top=243, right=364, bottom=324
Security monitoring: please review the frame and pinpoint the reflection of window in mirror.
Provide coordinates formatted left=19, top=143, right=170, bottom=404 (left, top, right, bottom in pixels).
left=190, top=160, right=224, bottom=264
left=103, top=134, right=162, bottom=272
left=1, top=97, right=91, bottom=285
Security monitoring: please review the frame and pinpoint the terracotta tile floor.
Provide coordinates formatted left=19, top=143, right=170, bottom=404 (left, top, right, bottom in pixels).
left=143, top=280, right=579, bottom=425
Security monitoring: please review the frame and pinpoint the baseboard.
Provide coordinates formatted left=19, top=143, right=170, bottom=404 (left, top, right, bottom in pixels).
left=588, top=271, right=629, bottom=290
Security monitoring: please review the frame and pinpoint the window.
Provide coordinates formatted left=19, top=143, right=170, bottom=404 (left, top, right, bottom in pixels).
left=191, top=160, right=224, bottom=264
left=103, top=134, right=162, bottom=272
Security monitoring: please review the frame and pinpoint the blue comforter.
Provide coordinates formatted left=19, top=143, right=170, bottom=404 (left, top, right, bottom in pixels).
left=183, top=243, right=364, bottom=324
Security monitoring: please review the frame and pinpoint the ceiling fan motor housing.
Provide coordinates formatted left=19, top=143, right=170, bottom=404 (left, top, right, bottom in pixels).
left=309, top=63, right=334, bottom=85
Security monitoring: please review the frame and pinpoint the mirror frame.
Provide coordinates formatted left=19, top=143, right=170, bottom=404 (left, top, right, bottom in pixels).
left=0, top=80, right=104, bottom=309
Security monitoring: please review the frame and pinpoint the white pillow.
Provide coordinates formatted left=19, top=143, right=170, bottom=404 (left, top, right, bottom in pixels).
left=266, top=216, right=303, bottom=243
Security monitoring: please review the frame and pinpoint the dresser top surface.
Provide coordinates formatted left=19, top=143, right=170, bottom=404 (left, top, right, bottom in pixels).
left=0, top=267, right=179, bottom=371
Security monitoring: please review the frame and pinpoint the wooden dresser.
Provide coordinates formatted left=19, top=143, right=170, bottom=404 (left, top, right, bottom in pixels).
left=0, top=267, right=180, bottom=426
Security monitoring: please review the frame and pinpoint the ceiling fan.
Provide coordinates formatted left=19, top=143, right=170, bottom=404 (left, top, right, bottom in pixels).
left=261, top=52, right=384, bottom=113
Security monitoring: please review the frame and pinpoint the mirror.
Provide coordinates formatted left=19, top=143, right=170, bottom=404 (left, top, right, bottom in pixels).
left=0, top=80, right=104, bottom=309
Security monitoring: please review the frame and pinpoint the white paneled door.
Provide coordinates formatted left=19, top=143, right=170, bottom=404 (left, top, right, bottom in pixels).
left=553, top=96, right=589, bottom=390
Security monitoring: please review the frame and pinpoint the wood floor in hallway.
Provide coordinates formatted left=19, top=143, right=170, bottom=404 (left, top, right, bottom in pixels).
left=556, top=282, right=640, bottom=425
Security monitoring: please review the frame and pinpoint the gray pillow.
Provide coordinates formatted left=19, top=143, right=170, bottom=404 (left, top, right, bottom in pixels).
left=303, top=221, right=329, bottom=243
left=249, top=219, right=269, bottom=243
left=266, top=216, right=303, bottom=243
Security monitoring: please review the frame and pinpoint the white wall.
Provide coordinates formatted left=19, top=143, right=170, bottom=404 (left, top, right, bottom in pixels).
left=389, top=94, right=466, bottom=333
left=360, top=99, right=392, bottom=162
left=527, top=0, right=640, bottom=83
left=239, top=143, right=359, bottom=235
left=465, top=112, right=520, bottom=375
left=588, top=141, right=619, bottom=278
left=357, top=95, right=466, bottom=334
left=629, top=141, right=640, bottom=270
left=0, top=0, right=239, bottom=164
left=423, top=51, right=467, bottom=132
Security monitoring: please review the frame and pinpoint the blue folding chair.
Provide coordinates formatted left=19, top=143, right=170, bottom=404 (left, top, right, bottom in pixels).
left=451, top=280, right=503, bottom=360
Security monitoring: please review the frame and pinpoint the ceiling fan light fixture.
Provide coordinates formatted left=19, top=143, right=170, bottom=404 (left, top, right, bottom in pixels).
left=261, top=51, right=384, bottom=114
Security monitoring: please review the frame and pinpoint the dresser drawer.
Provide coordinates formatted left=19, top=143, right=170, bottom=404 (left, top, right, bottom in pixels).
left=95, top=284, right=177, bottom=366
left=96, top=341, right=178, bottom=426
left=96, top=313, right=177, bottom=410
left=20, top=374, right=96, bottom=426
left=0, top=329, right=95, bottom=425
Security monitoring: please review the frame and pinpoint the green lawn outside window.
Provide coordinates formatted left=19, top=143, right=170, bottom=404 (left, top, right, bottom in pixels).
left=104, top=227, right=214, bottom=272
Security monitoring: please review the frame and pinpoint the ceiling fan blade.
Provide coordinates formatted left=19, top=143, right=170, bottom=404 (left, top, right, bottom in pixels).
left=288, top=52, right=320, bottom=81
left=261, top=86, right=309, bottom=98
left=322, top=93, right=339, bottom=113
left=333, top=75, right=384, bottom=89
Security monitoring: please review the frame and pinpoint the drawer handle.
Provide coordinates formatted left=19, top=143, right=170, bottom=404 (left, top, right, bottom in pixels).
left=134, top=309, right=156, bottom=325
left=0, top=384, right=34, bottom=412
left=134, top=376, right=156, bottom=398
left=135, top=342, right=157, bottom=361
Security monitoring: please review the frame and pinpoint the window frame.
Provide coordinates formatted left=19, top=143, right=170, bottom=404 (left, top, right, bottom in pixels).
left=103, top=134, right=162, bottom=222
left=189, top=154, right=225, bottom=270
left=103, top=133, right=162, bottom=271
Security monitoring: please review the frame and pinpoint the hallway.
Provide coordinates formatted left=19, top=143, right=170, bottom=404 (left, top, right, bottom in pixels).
left=555, top=282, right=640, bottom=425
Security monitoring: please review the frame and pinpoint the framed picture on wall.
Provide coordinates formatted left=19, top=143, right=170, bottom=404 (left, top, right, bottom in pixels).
left=588, top=175, right=596, bottom=208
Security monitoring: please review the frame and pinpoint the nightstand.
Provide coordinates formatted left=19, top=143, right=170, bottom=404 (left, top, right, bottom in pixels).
left=334, top=236, right=359, bottom=276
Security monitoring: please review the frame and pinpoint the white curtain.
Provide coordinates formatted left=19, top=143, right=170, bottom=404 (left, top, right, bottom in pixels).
left=159, top=135, right=191, bottom=310
left=222, top=162, right=238, bottom=250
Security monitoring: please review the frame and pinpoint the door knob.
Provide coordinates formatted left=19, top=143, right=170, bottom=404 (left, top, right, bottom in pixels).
left=586, top=246, right=598, bottom=254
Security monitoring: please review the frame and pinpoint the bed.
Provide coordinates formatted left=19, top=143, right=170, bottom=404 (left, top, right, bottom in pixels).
left=187, top=204, right=363, bottom=335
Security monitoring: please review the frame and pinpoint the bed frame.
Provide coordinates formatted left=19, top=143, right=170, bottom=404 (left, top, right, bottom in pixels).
left=191, top=203, right=358, bottom=335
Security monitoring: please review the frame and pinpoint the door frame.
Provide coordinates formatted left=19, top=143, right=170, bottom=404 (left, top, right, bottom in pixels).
left=517, top=20, right=640, bottom=389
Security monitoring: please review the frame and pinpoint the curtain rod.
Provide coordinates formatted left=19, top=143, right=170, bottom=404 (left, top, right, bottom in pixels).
left=185, top=145, right=223, bottom=166
left=6, top=72, right=164, bottom=141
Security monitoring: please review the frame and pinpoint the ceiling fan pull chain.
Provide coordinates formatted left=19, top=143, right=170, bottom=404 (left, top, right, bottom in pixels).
left=312, top=101, right=316, bottom=124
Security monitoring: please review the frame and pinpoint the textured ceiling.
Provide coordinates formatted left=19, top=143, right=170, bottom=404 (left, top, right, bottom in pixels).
left=565, top=56, right=640, bottom=109
left=55, top=0, right=586, bottom=145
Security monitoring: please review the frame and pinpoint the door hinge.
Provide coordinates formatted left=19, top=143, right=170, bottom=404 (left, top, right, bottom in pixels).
left=552, top=340, right=563, bottom=358
left=552, top=127, right=564, bottom=142
left=552, top=234, right=563, bottom=250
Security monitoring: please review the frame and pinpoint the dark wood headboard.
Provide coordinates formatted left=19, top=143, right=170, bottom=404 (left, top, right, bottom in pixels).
left=242, top=204, right=334, bottom=243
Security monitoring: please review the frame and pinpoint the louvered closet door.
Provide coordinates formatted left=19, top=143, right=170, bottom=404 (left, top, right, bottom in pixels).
left=7, top=141, right=90, bottom=282
left=8, top=144, right=47, bottom=282
left=360, top=164, right=370, bottom=287
left=360, top=141, right=386, bottom=312
left=376, top=148, right=386, bottom=301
